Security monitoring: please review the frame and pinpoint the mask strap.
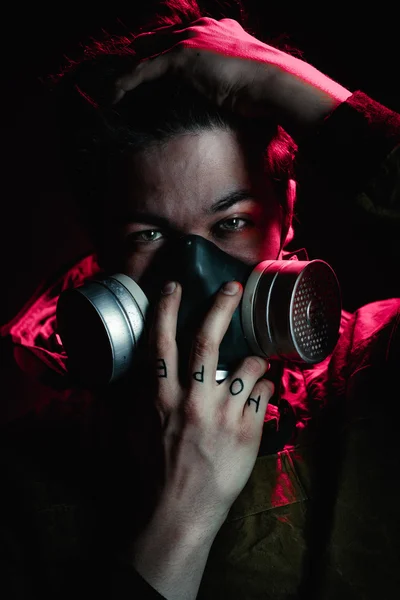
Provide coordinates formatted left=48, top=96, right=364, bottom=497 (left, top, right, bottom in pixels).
left=281, top=247, right=309, bottom=261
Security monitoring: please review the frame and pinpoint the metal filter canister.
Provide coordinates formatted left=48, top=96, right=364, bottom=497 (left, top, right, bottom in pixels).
left=56, top=274, right=149, bottom=385
left=241, top=260, right=341, bottom=363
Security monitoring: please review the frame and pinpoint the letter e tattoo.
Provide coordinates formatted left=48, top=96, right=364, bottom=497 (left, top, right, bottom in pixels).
left=157, top=358, right=167, bottom=378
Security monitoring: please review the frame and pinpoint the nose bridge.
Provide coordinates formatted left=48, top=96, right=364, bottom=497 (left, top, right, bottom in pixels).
left=168, top=234, right=254, bottom=296
left=169, top=233, right=256, bottom=384
left=168, top=234, right=219, bottom=289
left=140, top=233, right=254, bottom=305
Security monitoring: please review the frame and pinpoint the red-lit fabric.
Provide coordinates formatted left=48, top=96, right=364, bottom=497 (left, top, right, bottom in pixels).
left=1, top=253, right=101, bottom=379
left=0, top=255, right=101, bottom=423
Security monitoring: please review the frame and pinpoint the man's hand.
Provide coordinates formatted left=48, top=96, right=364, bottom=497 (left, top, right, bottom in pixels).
left=114, top=17, right=352, bottom=139
left=129, top=279, right=274, bottom=599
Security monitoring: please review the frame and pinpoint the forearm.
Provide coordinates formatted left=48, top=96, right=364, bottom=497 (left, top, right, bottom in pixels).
left=259, top=61, right=352, bottom=139
left=130, top=507, right=220, bottom=600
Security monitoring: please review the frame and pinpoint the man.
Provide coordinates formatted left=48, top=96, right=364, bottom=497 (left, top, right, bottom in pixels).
left=1, top=2, right=399, bottom=599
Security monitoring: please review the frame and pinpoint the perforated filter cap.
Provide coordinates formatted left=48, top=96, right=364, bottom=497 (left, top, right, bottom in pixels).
left=242, top=259, right=342, bottom=363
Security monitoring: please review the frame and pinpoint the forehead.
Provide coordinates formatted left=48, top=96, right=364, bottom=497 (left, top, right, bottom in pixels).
left=112, top=128, right=260, bottom=222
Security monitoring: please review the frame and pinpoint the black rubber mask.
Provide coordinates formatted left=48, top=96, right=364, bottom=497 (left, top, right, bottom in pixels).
left=139, top=234, right=257, bottom=384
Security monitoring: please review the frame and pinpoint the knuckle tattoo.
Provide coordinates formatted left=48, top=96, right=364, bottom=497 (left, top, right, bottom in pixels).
left=229, top=378, right=244, bottom=396
left=246, top=393, right=262, bottom=413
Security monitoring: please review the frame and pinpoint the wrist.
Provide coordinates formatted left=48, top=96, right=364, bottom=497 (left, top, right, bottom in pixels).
left=259, top=59, right=352, bottom=140
left=129, top=505, right=220, bottom=600
left=137, top=491, right=226, bottom=548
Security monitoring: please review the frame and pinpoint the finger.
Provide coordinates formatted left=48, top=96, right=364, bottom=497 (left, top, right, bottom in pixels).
left=238, top=378, right=274, bottom=446
left=188, top=281, right=243, bottom=390
left=149, top=281, right=182, bottom=412
left=113, top=52, right=179, bottom=102
left=220, top=355, right=270, bottom=416
left=242, top=378, right=274, bottom=419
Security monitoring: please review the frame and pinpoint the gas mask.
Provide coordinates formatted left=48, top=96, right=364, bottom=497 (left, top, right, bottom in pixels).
left=56, top=235, right=341, bottom=389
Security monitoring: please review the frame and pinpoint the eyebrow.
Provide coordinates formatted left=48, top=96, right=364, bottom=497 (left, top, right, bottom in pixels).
left=119, top=188, right=256, bottom=228
left=206, top=189, right=255, bottom=214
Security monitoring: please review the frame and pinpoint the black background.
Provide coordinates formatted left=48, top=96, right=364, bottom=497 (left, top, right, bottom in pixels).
left=2, top=1, right=399, bottom=324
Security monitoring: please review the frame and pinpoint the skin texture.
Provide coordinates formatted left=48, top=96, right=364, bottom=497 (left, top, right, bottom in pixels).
left=104, top=127, right=284, bottom=283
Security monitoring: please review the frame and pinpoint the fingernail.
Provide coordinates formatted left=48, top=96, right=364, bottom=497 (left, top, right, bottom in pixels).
left=262, top=359, right=270, bottom=372
left=222, top=281, right=240, bottom=295
left=162, top=281, right=177, bottom=295
left=256, top=359, right=270, bottom=378
left=265, top=380, right=275, bottom=397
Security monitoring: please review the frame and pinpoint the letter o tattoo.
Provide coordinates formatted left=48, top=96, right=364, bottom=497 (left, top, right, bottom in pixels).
left=229, top=378, right=244, bottom=396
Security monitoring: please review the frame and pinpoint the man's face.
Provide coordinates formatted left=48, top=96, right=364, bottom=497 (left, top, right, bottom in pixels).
left=102, top=127, right=283, bottom=281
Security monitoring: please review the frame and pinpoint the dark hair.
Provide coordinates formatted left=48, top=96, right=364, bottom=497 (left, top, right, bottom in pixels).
left=52, top=0, right=297, bottom=251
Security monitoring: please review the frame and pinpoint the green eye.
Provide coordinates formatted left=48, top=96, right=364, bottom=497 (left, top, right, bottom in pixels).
left=217, top=218, right=251, bottom=233
left=129, top=230, right=164, bottom=243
